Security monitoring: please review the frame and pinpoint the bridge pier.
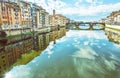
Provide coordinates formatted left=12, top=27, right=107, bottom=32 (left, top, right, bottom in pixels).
left=75, top=25, right=80, bottom=30
left=89, top=23, right=94, bottom=30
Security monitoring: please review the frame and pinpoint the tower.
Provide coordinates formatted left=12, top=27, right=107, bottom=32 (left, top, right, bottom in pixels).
left=53, top=9, right=55, bottom=16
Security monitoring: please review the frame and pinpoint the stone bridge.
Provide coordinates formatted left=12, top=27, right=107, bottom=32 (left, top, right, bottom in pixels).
left=66, top=22, right=105, bottom=30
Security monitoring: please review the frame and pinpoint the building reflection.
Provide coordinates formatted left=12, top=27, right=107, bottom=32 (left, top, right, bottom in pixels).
left=0, top=26, right=66, bottom=76
left=105, top=28, right=120, bottom=44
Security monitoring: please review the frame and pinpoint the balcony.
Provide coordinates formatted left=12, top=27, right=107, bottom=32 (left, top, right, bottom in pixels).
left=2, top=24, right=9, bottom=30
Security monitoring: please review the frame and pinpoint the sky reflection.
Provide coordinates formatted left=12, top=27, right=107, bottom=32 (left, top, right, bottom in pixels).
left=4, top=30, right=120, bottom=78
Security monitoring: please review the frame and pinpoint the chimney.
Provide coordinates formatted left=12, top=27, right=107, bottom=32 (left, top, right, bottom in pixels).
left=53, top=9, right=55, bottom=16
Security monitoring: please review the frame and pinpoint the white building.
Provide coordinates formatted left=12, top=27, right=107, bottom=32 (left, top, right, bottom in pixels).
left=114, top=12, right=120, bottom=25
left=19, top=1, right=32, bottom=28
left=45, top=12, right=50, bottom=27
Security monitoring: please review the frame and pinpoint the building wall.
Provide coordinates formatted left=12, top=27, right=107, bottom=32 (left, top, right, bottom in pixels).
left=102, top=10, right=120, bottom=25
left=36, top=10, right=40, bottom=28
left=0, top=1, right=67, bottom=77
left=49, top=11, right=67, bottom=27
left=49, top=15, right=55, bottom=26
left=0, top=3, right=2, bottom=27
left=19, top=1, right=31, bottom=28
left=45, top=12, right=50, bottom=27
left=0, top=2, right=9, bottom=30
left=29, top=3, right=37, bottom=29
left=39, top=9, right=44, bottom=27
left=116, top=15, right=120, bottom=23
left=0, top=2, right=23, bottom=36
left=0, top=36, right=33, bottom=75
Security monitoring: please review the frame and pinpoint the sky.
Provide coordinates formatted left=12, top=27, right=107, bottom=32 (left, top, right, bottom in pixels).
left=24, top=0, right=120, bottom=22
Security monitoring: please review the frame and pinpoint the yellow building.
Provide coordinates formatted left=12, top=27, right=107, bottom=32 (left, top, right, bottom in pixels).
left=8, top=2, right=22, bottom=28
left=7, top=2, right=22, bottom=36
left=113, top=10, right=120, bottom=25
left=101, top=10, right=120, bottom=25
left=49, top=10, right=67, bottom=27
left=55, top=14, right=67, bottom=26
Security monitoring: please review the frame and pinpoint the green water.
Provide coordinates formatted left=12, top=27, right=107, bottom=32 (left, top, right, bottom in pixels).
left=4, top=30, right=120, bottom=78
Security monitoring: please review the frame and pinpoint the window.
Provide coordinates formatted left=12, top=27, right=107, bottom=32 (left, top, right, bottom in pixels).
left=1, top=56, right=5, bottom=59
left=15, top=13, right=18, bottom=16
left=2, top=7, right=5, bottom=11
left=3, top=64, right=6, bottom=67
left=3, top=60, right=5, bottom=63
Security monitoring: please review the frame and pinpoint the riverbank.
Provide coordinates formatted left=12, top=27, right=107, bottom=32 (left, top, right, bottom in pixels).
left=0, top=27, right=66, bottom=77
left=12, top=50, right=42, bottom=66
left=1, top=50, right=42, bottom=77
left=105, top=24, right=120, bottom=31
left=4, top=30, right=120, bottom=78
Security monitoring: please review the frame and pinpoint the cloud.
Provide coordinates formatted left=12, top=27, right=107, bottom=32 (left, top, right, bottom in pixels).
left=86, top=0, right=93, bottom=3
left=58, top=2, right=120, bottom=16
left=86, top=0, right=103, bottom=5
left=25, top=0, right=120, bottom=21
left=72, top=46, right=98, bottom=60
left=26, top=0, right=67, bottom=14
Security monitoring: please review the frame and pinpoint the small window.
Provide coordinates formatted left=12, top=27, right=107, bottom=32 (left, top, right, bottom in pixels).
left=1, top=56, right=5, bottom=59
left=3, top=60, right=5, bottom=63
left=3, top=64, right=6, bottom=67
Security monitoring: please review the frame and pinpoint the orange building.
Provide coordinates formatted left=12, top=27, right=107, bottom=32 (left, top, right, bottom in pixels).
left=0, top=1, right=22, bottom=36
left=7, top=2, right=22, bottom=29
left=0, top=1, right=9, bottom=30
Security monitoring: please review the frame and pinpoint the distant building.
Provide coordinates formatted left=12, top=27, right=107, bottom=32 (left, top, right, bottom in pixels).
left=113, top=10, right=120, bottom=25
left=101, top=10, right=120, bottom=25
left=50, top=10, right=67, bottom=27
left=99, top=19, right=105, bottom=23
left=66, top=18, right=70, bottom=23
left=55, top=14, right=67, bottom=26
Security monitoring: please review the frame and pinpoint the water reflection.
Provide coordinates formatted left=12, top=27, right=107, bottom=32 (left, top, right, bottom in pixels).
left=79, top=24, right=90, bottom=29
left=4, top=30, right=120, bottom=78
left=105, top=28, right=120, bottom=44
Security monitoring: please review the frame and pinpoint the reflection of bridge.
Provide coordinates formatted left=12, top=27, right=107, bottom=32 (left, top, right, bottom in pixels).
left=66, top=22, right=105, bottom=30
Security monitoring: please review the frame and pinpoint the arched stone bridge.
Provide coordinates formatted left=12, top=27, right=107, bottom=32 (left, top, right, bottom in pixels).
left=66, top=22, right=105, bottom=30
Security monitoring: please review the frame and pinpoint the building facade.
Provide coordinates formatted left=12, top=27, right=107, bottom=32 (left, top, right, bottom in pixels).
left=19, top=0, right=31, bottom=29
left=0, top=1, right=22, bottom=36
left=0, top=1, right=9, bottom=30
left=101, top=10, right=120, bottom=25
left=40, top=9, right=46, bottom=27
left=113, top=11, right=120, bottom=25
left=45, top=12, right=50, bottom=27
left=0, top=1, right=67, bottom=76
left=50, top=10, right=67, bottom=27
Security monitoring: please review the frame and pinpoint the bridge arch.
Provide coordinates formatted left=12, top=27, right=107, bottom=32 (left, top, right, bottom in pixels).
left=66, top=22, right=105, bottom=30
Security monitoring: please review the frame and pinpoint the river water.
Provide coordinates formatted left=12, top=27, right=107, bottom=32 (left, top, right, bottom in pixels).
left=4, top=30, right=120, bottom=78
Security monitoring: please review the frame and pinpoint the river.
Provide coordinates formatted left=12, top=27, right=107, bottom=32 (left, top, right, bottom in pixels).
left=4, top=30, right=120, bottom=78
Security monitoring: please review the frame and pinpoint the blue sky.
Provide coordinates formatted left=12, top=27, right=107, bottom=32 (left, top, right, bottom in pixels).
left=26, top=0, right=120, bottom=21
